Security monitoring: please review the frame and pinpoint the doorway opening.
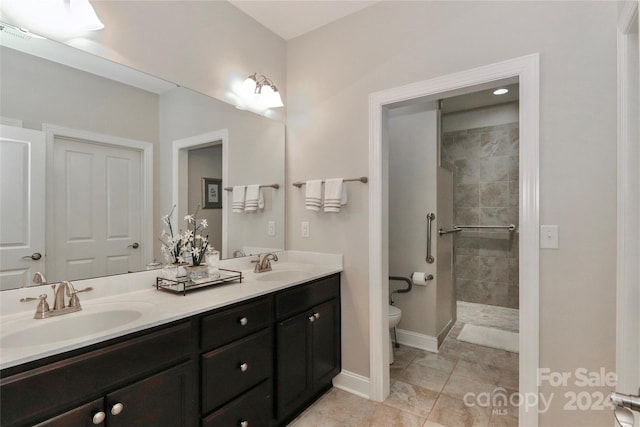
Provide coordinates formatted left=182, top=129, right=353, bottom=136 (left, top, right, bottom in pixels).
left=385, top=83, right=520, bottom=425
left=369, top=54, right=539, bottom=426
left=172, top=129, right=228, bottom=258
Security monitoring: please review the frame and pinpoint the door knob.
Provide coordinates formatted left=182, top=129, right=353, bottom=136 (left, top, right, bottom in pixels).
left=128, top=242, right=139, bottom=249
left=22, top=252, right=42, bottom=260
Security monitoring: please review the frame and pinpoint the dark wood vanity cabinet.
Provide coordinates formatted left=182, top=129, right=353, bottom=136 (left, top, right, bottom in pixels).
left=33, top=362, right=193, bottom=427
left=274, top=275, right=341, bottom=424
left=199, top=297, right=273, bottom=426
left=0, top=273, right=341, bottom=427
left=0, top=321, right=196, bottom=427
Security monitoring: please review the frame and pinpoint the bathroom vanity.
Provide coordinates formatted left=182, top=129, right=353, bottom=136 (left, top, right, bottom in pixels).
left=0, top=256, right=342, bottom=427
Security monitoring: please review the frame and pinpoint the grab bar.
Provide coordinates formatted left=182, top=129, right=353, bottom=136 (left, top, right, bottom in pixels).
left=389, top=276, right=412, bottom=294
left=439, top=224, right=517, bottom=235
left=426, top=212, right=435, bottom=264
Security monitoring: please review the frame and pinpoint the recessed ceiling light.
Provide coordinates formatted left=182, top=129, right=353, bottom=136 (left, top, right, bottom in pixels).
left=493, top=88, right=509, bottom=95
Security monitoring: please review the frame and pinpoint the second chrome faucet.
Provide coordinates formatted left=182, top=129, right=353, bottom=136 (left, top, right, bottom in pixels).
left=252, top=253, right=278, bottom=273
left=21, top=273, right=93, bottom=319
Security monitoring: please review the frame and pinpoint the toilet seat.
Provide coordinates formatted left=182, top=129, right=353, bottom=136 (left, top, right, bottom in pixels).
left=388, top=304, right=401, bottom=319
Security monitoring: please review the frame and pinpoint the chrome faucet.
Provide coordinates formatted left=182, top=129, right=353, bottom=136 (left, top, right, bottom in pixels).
left=252, top=252, right=278, bottom=273
left=21, top=273, right=92, bottom=319
left=53, top=281, right=76, bottom=310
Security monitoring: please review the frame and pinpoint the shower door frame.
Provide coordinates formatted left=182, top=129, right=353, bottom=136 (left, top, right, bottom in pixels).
left=368, top=53, right=540, bottom=426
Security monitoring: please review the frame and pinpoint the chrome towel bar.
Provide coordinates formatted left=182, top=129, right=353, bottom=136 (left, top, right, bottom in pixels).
left=224, top=184, right=280, bottom=192
left=439, top=224, right=516, bottom=235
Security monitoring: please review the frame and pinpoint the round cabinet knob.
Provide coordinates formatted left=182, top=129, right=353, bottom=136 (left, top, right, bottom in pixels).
left=240, top=362, right=248, bottom=372
left=22, top=252, right=42, bottom=261
left=92, top=411, right=106, bottom=425
left=239, top=317, right=248, bottom=326
left=240, top=421, right=249, bottom=427
left=110, top=402, right=124, bottom=416
left=314, top=312, right=320, bottom=319
left=308, top=315, right=315, bottom=323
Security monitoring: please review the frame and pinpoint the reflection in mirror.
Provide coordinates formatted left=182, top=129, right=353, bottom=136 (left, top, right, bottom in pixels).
left=0, top=31, right=285, bottom=290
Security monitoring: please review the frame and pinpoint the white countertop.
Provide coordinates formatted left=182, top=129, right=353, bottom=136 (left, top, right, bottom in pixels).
left=0, top=251, right=342, bottom=370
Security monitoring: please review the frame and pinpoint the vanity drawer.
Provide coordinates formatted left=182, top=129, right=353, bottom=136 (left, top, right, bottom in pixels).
left=202, top=329, right=271, bottom=413
left=275, top=274, right=340, bottom=320
left=0, top=321, right=192, bottom=427
left=200, top=297, right=271, bottom=350
left=202, top=380, right=271, bottom=427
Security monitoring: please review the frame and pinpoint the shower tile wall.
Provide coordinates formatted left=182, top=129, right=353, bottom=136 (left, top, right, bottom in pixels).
left=441, top=123, right=519, bottom=309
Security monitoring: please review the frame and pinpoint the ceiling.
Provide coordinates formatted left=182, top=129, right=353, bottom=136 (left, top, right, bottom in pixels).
left=228, top=0, right=380, bottom=40
left=441, top=83, right=520, bottom=114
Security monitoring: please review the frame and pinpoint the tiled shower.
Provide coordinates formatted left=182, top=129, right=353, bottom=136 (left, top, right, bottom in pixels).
left=441, top=122, right=519, bottom=309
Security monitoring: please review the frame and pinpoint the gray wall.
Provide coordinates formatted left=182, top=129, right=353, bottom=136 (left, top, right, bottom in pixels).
left=442, top=120, right=520, bottom=309
left=0, top=47, right=158, bottom=142
left=286, top=2, right=617, bottom=425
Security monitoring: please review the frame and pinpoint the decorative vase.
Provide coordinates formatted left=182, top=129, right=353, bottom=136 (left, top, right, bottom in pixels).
left=185, top=264, right=207, bottom=281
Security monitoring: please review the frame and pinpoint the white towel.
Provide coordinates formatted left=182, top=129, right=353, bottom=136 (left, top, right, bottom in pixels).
left=245, top=185, right=264, bottom=212
left=305, top=180, right=323, bottom=212
left=324, top=178, right=347, bottom=213
left=232, top=186, right=246, bottom=213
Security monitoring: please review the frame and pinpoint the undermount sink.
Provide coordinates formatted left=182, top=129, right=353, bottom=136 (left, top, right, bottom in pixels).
left=1, top=302, right=153, bottom=348
left=254, top=269, right=309, bottom=282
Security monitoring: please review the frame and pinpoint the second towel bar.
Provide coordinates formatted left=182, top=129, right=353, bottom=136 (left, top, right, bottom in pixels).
left=439, top=224, right=517, bottom=235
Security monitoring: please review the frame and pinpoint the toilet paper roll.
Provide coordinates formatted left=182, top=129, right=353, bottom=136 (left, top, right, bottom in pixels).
left=412, top=272, right=429, bottom=285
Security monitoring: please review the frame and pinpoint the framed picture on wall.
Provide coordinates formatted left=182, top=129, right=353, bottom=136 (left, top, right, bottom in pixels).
left=202, top=178, right=222, bottom=209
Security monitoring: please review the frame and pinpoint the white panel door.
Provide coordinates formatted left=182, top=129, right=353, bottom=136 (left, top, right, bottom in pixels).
left=0, top=125, right=46, bottom=290
left=49, top=137, right=142, bottom=281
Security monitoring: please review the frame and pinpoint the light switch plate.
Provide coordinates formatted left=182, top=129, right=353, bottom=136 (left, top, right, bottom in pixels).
left=267, top=221, right=276, bottom=236
left=540, top=225, right=559, bottom=249
left=301, top=221, right=310, bottom=238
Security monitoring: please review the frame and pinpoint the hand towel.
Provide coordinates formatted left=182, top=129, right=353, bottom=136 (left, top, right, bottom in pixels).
left=245, top=185, right=264, bottom=212
left=324, top=178, right=347, bottom=213
left=232, top=186, right=246, bottom=213
left=305, top=180, right=323, bottom=212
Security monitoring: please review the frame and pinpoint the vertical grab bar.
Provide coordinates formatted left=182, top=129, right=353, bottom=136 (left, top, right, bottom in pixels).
left=426, top=212, right=435, bottom=263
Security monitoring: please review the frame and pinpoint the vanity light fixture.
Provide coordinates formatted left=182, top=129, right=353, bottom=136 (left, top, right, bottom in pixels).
left=1, top=0, right=104, bottom=37
left=240, top=73, right=284, bottom=109
left=493, top=88, right=509, bottom=95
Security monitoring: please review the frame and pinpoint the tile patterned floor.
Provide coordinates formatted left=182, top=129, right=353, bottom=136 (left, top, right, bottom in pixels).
left=289, top=301, right=519, bottom=427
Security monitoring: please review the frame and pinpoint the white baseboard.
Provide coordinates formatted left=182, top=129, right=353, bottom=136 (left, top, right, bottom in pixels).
left=395, top=328, right=439, bottom=353
left=332, top=370, right=370, bottom=399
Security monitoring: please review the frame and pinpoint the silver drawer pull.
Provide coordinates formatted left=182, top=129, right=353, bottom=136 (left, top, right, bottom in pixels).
left=110, top=402, right=124, bottom=416
left=240, top=421, right=249, bottom=427
left=92, top=411, right=106, bottom=424
left=239, top=317, right=248, bottom=326
left=240, top=362, right=248, bottom=372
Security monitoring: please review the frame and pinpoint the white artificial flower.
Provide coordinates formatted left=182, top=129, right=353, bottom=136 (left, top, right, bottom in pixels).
left=201, top=219, right=208, bottom=228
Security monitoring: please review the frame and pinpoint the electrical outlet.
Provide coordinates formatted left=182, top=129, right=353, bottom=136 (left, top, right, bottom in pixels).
left=267, top=221, right=276, bottom=236
left=301, top=221, right=310, bottom=238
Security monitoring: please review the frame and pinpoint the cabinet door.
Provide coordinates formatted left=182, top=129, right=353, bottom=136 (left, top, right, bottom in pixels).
left=32, top=398, right=104, bottom=427
left=107, top=362, right=194, bottom=427
left=276, top=310, right=312, bottom=419
left=311, top=299, right=340, bottom=389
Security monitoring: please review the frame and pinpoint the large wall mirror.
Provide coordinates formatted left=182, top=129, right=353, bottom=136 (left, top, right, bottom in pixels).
left=0, top=28, right=285, bottom=290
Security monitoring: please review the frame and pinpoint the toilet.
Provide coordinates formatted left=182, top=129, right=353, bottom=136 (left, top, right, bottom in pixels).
left=388, top=305, right=402, bottom=364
